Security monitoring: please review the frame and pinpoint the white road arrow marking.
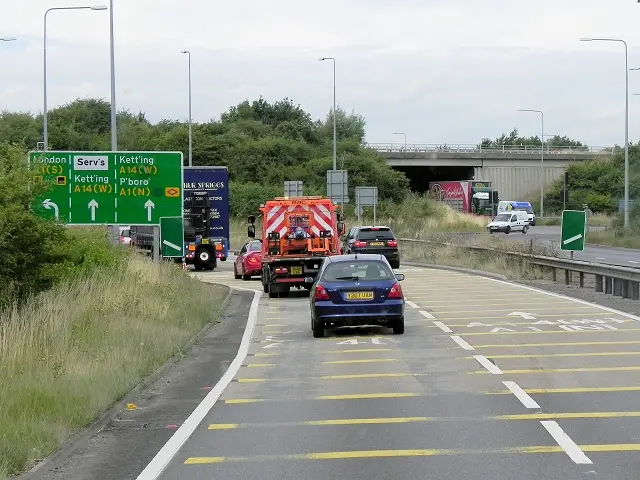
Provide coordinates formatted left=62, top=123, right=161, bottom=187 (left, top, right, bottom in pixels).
left=162, top=240, right=181, bottom=252
left=563, top=233, right=583, bottom=245
left=42, top=199, right=59, bottom=219
left=144, top=199, right=155, bottom=222
left=508, top=311, right=537, bottom=320
left=88, top=199, right=98, bottom=221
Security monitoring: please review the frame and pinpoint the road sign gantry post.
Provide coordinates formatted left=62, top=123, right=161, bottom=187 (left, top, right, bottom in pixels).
left=29, top=151, right=183, bottom=225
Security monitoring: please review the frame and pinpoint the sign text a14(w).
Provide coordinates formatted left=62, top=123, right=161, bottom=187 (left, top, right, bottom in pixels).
left=29, top=151, right=183, bottom=225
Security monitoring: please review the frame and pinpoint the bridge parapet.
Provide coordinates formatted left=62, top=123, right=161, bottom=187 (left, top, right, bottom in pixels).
left=366, top=142, right=615, bottom=156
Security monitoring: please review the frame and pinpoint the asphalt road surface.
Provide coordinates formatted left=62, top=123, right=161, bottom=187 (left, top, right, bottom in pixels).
left=490, top=226, right=639, bottom=268
left=141, top=260, right=640, bottom=480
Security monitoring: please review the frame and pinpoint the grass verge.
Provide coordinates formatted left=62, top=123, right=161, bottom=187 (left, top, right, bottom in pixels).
left=398, top=240, right=551, bottom=281
left=537, top=213, right=613, bottom=228
left=0, top=254, right=229, bottom=477
left=587, top=229, right=640, bottom=249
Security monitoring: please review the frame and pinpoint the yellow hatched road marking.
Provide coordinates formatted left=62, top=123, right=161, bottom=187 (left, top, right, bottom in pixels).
left=244, top=364, right=276, bottom=368
left=472, top=365, right=640, bottom=375
left=489, top=386, right=640, bottom=395
left=324, top=348, right=393, bottom=354
left=235, top=373, right=424, bottom=383
left=474, top=341, right=640, bottom=348
left=252, top=353, right=281, bottom=357
left=184, top=444, right=640, bottom=464
left=322, top=358, right=399, bottom=364
left=430, top=306, right=599, bottom=315
left=458, top=328, right=640, bottom=336
left=463, top=351, right=640, bottom=359
left=207, top=411, right=640, bottom=430
left=438, top=312, right=623, bottom=321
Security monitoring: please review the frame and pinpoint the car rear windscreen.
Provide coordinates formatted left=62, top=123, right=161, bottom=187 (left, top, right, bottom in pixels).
left=248, top=241, right=262, bottom=251
left=322, top=261, right=394, bottom=281
left=121, top=229, right=130, bottom=237
left=357, top=229, right=395, bottom=240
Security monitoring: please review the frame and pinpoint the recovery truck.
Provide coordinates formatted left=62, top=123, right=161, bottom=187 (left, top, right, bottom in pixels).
left=247, top=196, right=346, bottom=298
left=183, top=166, right=230, bottom=271
left=428, top=180, right=499, bottom=216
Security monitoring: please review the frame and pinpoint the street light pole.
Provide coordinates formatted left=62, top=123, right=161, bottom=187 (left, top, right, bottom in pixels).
left=108, top=0, right=117, bottom=151
left=319, top=57, right=337, bottom=170
left=0, top=37, right=17, bottom=42
left=181, top=50, right=192, bottom=167
left=393, top=132, right=407, bottom=152
left=517, top=109, right=544, bottom=217
left=43, top=5, right=107, bottom=152
left=581, top=37, right=629, bottom=228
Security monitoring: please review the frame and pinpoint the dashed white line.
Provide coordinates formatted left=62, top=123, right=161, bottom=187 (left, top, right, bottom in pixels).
left=450, top=335, right=475, bottom=351
left=541, top=420, right=593, bottom=464
left=433, top=321, right=453, bottom=333
left=473, top=355, right=503, bottom=375
left=502, top=381, right=540, bottom=409
left=419, top=310, right=435, bottom=319
left=630, top=261, right=639, bottom=265
left=406, top=300, right=420, bottom=309
left=596, top=257, right=606, bottom=260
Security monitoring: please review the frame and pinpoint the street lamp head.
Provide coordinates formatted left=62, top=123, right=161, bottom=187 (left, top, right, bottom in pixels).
left=579, top=38, right=593, bottom=42
left=90, top=5, right=108, bottom=10
left=0, top=37, right=17, bottom=41
left=181, top=50, right=189, bottom=54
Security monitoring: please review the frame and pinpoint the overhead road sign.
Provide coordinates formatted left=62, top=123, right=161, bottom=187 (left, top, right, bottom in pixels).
left=560, top=209, right=587, bottom=251
left=29, top=151, right=183, bottom=225
left=284, top=180, right=303, bottom=197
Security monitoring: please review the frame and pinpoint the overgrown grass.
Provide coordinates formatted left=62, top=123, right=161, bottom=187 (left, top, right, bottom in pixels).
left=537, top=214, right=613, bottom=227
left=0, top=255, right=229, bottom=477
left=587, top=230, right=640, bottom=249
left=398, top=240, right=551, bottom=281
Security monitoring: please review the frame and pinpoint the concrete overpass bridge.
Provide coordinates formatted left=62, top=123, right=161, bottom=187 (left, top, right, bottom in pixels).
left=367, top=143, right=616, bottom=201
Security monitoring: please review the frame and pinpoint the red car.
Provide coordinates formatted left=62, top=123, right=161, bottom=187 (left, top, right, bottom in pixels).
left=234, top=239, right=262, bottom=280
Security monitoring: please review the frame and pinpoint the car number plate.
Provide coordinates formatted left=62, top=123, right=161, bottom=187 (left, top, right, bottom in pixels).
left=346, top=291, right=374, bottom=300
left=290, top=266, right=302, bottom=275
left=201, top=239, right=209, bottom=244
left=369, top=242, right=384, bottom=246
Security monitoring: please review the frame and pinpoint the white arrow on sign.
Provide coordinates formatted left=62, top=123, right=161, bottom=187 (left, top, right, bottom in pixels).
left=144, top=199, right=155, bottom=222
left=563, top=233, right=583, bottom=246
left=162, top=239, right=181, bottom=252
left=508, top=311, right=537, bottom=320
left=42, top=198, right=59, bottom=220
left=88, top=199, right=98, bottom=221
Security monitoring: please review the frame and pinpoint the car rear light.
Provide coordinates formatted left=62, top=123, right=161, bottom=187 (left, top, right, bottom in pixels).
left=215, top=244, right=223, bottom=251
left=387, top=240, right=398, bottom=247
left=247, top=255, right=259, bottom=263
left=388, top=282, right=403, bottom=299
left=370, top=227, right=380, bottom=230
left=119, top=236, right=124, bottom=242
left=314, top=285, right=330, bottom=300
left=274, top=267, right=288, bottom=274
left=354, top=241, right=367, bottom=248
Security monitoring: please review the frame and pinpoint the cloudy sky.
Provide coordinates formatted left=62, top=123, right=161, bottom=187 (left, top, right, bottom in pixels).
left=2, top=0, right=640, bottom=148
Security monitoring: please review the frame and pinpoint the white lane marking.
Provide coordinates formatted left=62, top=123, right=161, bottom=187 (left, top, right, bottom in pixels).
left=406, top=300, right=420, bottom=309
left=630, top=261, right=639, bottom=265
left=473, top=355, right=503, bottom=375
left=135, top=287, right=261, bottom=480
left=596, top=257, right=606, bottom=260
left=562, top=233, right=583, bottom=245
left=419, top=310, right=435, bottom=319
left=433, top=321, right=453, bottom=333
left=541, top=420, right=593, bottom=464
left=502, top=381, right=540, bottom=409
left=450, top=335, right=475, bottom=351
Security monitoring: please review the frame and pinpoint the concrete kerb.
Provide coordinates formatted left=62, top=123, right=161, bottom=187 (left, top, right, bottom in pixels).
left=17, top=284, right=234, bottom=480
left=401, top=261, right=508, bottom=281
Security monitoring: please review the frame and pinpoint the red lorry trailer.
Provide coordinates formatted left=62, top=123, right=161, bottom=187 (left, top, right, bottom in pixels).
left=246, top=196, right=346, bottom=298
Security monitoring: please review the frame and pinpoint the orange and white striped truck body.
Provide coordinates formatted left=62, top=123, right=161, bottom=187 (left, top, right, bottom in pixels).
left=247, top=196, right=345, bottom=297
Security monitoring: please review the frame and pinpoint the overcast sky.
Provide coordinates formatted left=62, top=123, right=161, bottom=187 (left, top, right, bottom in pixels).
left=2, top=0, right=640, bottom=148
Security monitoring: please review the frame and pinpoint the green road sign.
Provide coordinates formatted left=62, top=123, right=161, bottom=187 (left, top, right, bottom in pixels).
left=160, top=216, right=184, bottom=258
left=561, top=209, right=587, bottom=251
left=29, top=151, right=183, bottom=225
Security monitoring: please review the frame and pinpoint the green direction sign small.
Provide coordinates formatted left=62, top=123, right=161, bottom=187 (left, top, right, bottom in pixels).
left=160, top=216, right=184, bottom=258
left=561, top=209, right=587, bottom=251
left=29, top=151, right=183, bottom=225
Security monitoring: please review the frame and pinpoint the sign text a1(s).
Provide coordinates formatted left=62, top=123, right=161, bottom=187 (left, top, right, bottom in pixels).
left=29, top=152, right=71, bottom=222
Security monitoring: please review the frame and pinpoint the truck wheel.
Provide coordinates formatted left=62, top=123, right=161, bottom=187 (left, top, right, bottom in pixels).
left=220, top=257, right=227, bottom=262
left=279, top=288, right=290, bottom=298
left=268, top=287, right=278, bottom=299
left=194, top=262, right=204, bottom=271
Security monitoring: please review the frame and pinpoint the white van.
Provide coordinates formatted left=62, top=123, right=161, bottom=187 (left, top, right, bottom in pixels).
left=487, top=211, right=529, bottom=234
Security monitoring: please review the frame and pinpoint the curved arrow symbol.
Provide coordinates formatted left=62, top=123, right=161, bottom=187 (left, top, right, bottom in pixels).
left=42, top=198, right=59, bottom=219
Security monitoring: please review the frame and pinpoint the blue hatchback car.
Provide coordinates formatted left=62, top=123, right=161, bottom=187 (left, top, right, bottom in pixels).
left=308, top=254, right=405, bottom=338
